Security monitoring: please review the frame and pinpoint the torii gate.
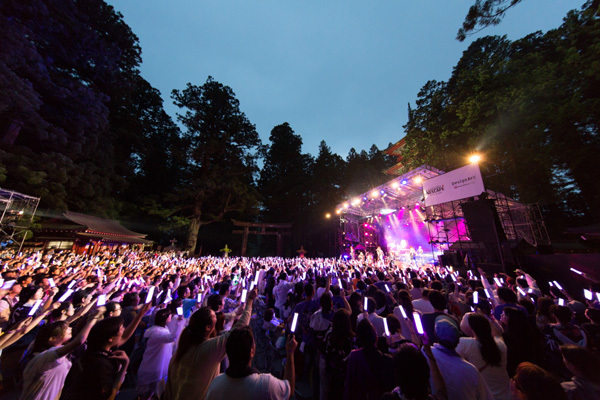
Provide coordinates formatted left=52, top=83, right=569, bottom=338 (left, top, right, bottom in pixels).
left=232, top=220, right=292, bottom=256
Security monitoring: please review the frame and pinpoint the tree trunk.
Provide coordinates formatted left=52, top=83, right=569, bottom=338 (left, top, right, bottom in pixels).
left=185, top=213, right=202, bottom=254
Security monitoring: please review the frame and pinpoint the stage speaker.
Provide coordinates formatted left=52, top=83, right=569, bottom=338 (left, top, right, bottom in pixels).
left=461, top=199, right=506, bottom=243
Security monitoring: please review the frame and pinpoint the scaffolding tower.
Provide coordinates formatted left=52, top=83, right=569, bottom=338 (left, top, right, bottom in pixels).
left=0, top=188, right=41, bottom=252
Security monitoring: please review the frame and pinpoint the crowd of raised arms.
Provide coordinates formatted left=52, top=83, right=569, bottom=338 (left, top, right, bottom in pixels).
left=0, top=249, right=599, bottom=400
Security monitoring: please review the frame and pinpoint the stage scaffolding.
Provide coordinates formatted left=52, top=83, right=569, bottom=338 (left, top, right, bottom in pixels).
left=335, top=165, right=550, bottom=266
left=0, top=188, right=41, bottom=252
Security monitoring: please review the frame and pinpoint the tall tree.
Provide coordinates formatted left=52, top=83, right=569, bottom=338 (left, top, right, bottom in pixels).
left=259, top=123, right=313, bottom=254
left=172, top=77, right=262, bottom=253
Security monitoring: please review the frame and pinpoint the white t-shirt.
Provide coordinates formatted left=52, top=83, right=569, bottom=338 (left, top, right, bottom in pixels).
left=20, top=347, right=72, bottom=400
left=456, top=337, right=512, bottom=400
left=428, top=344, right=494, bottom=400
left=206, top=373, right=290, bottom=400
left=412, top=298, right=435, bottom=314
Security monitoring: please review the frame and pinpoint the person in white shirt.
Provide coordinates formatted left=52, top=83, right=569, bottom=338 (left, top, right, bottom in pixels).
left=206, top=326, right=297, bottom=400
left=413, top=289, right=435, bottom=314
left=427, top=319, right=494, bottom=400
left=456, top=313, right=512, bottom=400
left=357, top=297, right=386, bottom=337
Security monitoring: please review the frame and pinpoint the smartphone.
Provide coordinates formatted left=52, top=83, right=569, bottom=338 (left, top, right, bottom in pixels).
left=28, top=299, right=43, bottom=316
left=473, top=291, right=479, bottom=304
left=584, top=289, right=593, bottom=301
left=58, top=289, right=74, bottom=302
left=145, top=286, right=155, bottom=304
left=558, top=298, right=565, bottom=306
left=241, top=289, right=247, bottom=303
left=383, top=317, right=390, bottom=337
left=97, top=294, right=106, bottom=307
left=176, top=307, right=183, bottom=316
left=413, top=312, right=424, bottom=335
left=290, top=312, right=299, bottom=333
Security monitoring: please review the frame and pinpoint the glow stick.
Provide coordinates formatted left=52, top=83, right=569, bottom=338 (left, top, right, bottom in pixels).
left=241, top=289, right=247, bottom=303
left=570, top=268, right=583, bottom=275
left=1, top=280, right=15, bottom=289
left=254, top=270, right=260, bottom=284
left=470, top=306, right=475, bottom=312
left=58, top=289, right=73, bottom=302
left=383, top=317, right=390, bottom=336
left=291, top=312, right=299, bottom=332
left=399, top=305, right=408, bottom=319
left=249, top=281, right=255, bottom=291
left=385, top=284, right=390, bottom=293
left=364, top=297, right=368, bottom=311
left=28, top=300, right=43, bottom=316
left=473, top=291, right=479, bottom=304
left=451, top=274, right=457, bottom=282
left=48, top=278, right=56, bottom=288
left=413, top=312, right=424, bottom=335
left=97, top=294, right=106, bottom=307
left=554, top=281, right=563, bottom=291
left=484, top=289, right=490, bottom=298
left=549, top=281, right=554, bottom=287
left=0, top=278, right=3, bottom=287
left=517, top=287, right=526, bottom=296
left=197, top=293, right=202, bottom=302
left=596, top=292, right=600, bottom=302
left=584, top=289, right=593, bottom=301
left=176, top=307, right=183, bottom=316
left=558, top=298, right=565, bottom=306
left=494, top=277, right=502, bottom=287
left=145, top=286, right=155, bottom=304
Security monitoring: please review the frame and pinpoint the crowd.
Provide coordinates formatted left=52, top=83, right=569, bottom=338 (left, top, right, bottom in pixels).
left=0, top=248, right=599, bottom=400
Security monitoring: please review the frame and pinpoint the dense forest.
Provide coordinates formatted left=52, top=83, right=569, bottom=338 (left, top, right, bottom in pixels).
left=0, top=0, right=598, bottom=255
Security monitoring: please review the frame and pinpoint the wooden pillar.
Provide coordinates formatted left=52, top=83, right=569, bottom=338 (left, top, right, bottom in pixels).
left=241, top=226, right=249, bottom=256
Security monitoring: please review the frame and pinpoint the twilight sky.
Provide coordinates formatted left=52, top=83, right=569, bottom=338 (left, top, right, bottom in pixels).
left=106, top=0, right=576, bottom=158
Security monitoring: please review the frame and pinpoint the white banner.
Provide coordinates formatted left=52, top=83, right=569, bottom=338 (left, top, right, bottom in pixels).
left=422, top=163, right=485, bottom=207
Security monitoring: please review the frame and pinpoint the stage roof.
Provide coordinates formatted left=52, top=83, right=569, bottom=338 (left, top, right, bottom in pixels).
left=335, top=165, right=445, bottom=218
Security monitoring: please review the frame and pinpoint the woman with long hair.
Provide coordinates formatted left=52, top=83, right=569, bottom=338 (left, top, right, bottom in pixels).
left=136, top=308, right=178, bottom=399
left=163, top=289, right=256, bottom=400
left=457, top=312, right=511, bottom=400
left=323, top=308, right=356, bottom=400
left=501, top=307, right=543, bottom=377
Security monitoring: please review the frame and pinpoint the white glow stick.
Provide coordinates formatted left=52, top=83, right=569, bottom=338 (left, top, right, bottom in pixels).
left=28, top=299, right=43, bottom=316
left=451, top=274, right=457, bottom=282
left=470, top=306, right=475, bottom=311
left=558, top=298, right=565, bottom=306
left=197, top=293, right=202, bottom=302
left=364, top=297, right=368, bottom=311
left=570, top=268, right=583, bottom=275
left=494, top=277, right=502, bottom=287
left=176, top=307, right=183, bottom=316
left=97, top=294, right=106, bottom=307
left=291, top=312, right=299, bottom=332
left=549, top=281, right=554, bottom=287
left=145, top=286, right=155, bottom=304
left=413, top=312, right=424, bottom=335
left=517, top=287, right=526, bottom=296
left=399, top=305, right=408, bottom=319
left=484, top=289, right=490, bottom=298
left=241, top=289, right=247, bottom=303
left=1, top=280, right=15, bottom=289
left=383, top=317, right=390, bottom=336
left=473, top=291, right=479, bottom=304
left=385, top=284, right=390, bottom=293
left=249, top=281, right=255, bottom=291
left=48, top=278, right=56, bottom=288
left=554, top=281, right=563, bottom=290
left=584, top=289, right=593, bottom=301
left=596, top=292, right=600, bottom=302
left=58, top=289, right=73, bottom=302
left=254, top=270, right=260, bottom=284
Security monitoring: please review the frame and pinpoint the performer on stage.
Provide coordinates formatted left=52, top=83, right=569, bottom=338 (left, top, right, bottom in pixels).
left=376, top=246, right=384, bottom=263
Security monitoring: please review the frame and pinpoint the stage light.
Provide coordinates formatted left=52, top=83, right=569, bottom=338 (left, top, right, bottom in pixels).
left=380, top=208, right=396, bottom=215
left=391, top=181, right=399, bottom=189
left=343, top=203, right=349, bottom=208
left=325, top=213, right=331, bottom=219
left=414, top=176, right=422, bottom=184
left=352, top=198, right=360, bottom=206
left=371, top=190, right=379, bottom=198
left=469, top=154, right=482, bottom=163
left=401, top=179, right=408, bottom=185
left=363, top=196, right=368, bottom=201
left=335, top=209, right=341, bottom=215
